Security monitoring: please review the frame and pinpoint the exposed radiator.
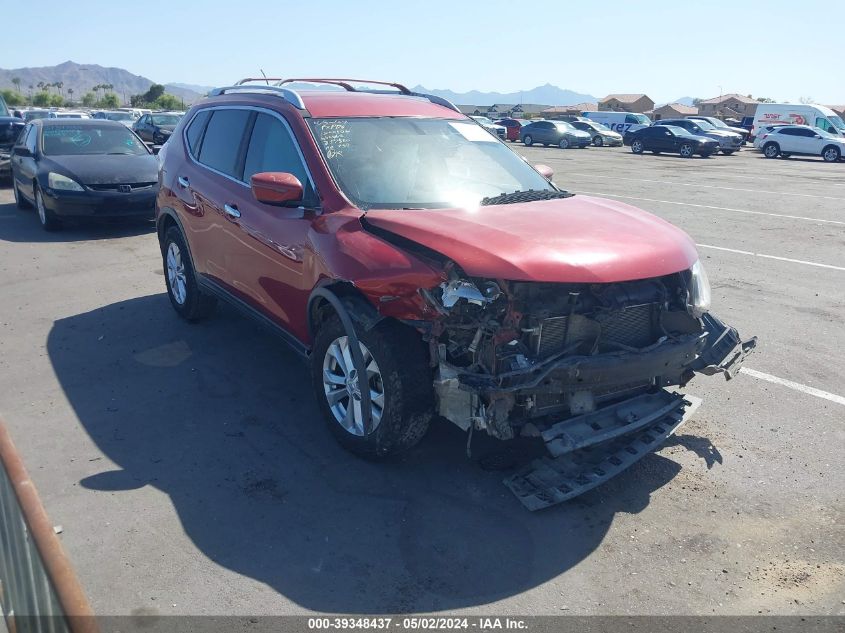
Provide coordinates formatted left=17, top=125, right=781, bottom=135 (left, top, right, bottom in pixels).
left=536, top=303, right=657, bottom=357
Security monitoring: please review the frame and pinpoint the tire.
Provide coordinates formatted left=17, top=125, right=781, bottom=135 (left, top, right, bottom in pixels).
left=722, top=150, right=735, bottom=155
left=522, top=135, right=533, bottom=147
left=558, top=137, right=570, bottom=149
left=162, top=226, right=217, bottom=321
left=311, top=315, right=433, bottom=459
left=35, top=185, right=61, bottom=231
left=631, top=139, right=644, bottom=154
left=679, top=143, right=694, bottom=158
left=592, top=135, right=603, bottom=147
left=822, top=145, right=841, bottom=163
left=13, top=180, right=32, bottom=209
left=763, top=142, right=780, bottom=159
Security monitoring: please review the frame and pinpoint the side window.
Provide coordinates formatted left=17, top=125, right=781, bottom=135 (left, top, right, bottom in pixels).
left=243, top=113, right=313, bottom=200
left=197, top=109, right=252, bottom=178
left=780, top=128, right=799, bottom=136
left=625, top=114, right=638, bottom=124
left=800, top=128, right=817, bottom=137
left=815, top=117, right=832, bottom=133
left=185, top=109, right=212, bottom=156
left=17, top=123, right=31, bottom=146
left=25, top=126, right=38, bottom=152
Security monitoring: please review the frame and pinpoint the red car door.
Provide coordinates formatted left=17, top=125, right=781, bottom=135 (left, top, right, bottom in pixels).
left=218, top=111, right=317, bottom=341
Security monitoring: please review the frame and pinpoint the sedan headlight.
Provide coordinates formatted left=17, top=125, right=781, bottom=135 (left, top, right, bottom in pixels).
left=687, top=259, right=711, bottom=318
left=48, top=172, right=84, bottom=192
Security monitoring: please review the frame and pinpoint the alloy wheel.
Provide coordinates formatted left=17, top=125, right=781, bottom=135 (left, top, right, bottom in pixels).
left=322, top=336, right=385, bottom=436
left=593, top=136, right=603, bottom=147
left=632, top=140, right=643, bottom=153
left=823, top=147, right=840, bottom=162
left=559, top=137, right=570, bottom=149
left=36, top=189, right=47, bottom=225
left=680, top=144, right=693, bottom=158
left=166, top=242, right=188, bottom=305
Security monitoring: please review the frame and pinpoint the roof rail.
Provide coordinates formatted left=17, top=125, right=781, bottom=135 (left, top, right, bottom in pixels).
left=209, top=77, right=460, bottom=114
left=207, top=84, right=307, bottom=110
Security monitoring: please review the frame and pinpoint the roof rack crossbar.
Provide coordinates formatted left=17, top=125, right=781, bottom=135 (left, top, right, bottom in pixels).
left=275, top=78, right=413, bottom=95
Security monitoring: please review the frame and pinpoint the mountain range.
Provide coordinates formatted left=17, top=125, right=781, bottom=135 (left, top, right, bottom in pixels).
left=413, top=83, right=597, bottom=106
left=0, top=61, right=205, bottom=104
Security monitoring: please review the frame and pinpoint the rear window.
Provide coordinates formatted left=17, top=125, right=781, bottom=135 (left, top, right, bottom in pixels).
left=185, top=110, right=212, bottom=156
left=196, top=109, right=252, bottom=177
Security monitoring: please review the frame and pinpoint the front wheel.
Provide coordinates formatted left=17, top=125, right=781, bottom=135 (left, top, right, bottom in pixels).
left=522, top=135, right=533, bottom=147
left=35, top=186, right=61, bottom=231
left=311, top=315, right=433, bottom=459
left=822, top=146, right=841, bottom=162
left=763, top=142, right=780, bottom=159
left=592, top=135, right=603, bottom=147
left=558, top=137, right=570, bottom=149
left=162, top=226, right=217, bottom=321
left=631, top=139, right=644, bottom=154
left=679, top=143, right=694, bottom=158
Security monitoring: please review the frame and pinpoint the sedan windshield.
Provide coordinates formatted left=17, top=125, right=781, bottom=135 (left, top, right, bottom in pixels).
left=707, top=118, right=728, bottom=128
left=309, top=117, right=554, bottom=209
left=589, top=121, right=611, bottom=132
left=41, top=125, right=149, bottom=156
left=691, top=120, right=715, bottom=130
left=662, top=125, right=688, bottom=136
left=554, top=122, right=575, bottom=131
left=151, top=114, right=181, bottom=126
left=105, top=112, right=135, bottom=121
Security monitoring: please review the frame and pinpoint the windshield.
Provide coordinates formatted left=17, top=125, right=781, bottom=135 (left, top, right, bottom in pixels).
left=663, top=125, right=688, bottom=136
left=308, top=117, right=554, bottom=210
left=589, top=121, right=610, bottom=131
left=692, top=120, right=715, bottom=131
left=706, top=118, right=728, bottom=128
left=829, top=115, right=845, bottom=133
left=554, top=121, right=575, bottom=131
left=41, top=125, right=149, bottom=156
left=151, top=114, right=181, bottom=126
left=470, top=116, right=493, bottom=125
left=24, top=110, right=50, bottom=121
left=631, top=114, right=651, bottom=125
left=105, top=112, right=135, bottom=121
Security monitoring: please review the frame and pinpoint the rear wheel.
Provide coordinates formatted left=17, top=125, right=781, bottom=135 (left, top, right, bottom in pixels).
left=763, top=142, right=780, bottom=159
left=35, top=186, right=61, bottom=231
left=592, top=135, right=603, bottom=147
left=13, top=180, right=32, bottom=209
left=162, top=226, right=217, bottom=321
left=631, top=139, right=644, bottom=154
left=822, top=146, right=841, bottom=162
left=522, top=135, right=533, bottom=147
left=679, top=143, right=694, bottom=158
left=311, top=315, right=433, bottom=459
left=558, top=137, right=570, bottom=149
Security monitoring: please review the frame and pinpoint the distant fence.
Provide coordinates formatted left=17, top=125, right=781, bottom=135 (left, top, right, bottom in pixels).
left=0, top=419, right=97, bottom=633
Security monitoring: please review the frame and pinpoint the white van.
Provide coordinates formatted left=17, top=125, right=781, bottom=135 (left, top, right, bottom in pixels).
left=752, top=104, right=845, bottom=139
left=581, top=111, right=652, bottom=134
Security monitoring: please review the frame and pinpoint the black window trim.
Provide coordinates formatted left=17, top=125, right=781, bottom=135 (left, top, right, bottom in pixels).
left=182, top=105, right=318, bottom=202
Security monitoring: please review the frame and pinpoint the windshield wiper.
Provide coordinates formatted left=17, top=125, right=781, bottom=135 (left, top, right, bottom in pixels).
left=480, top=189, right=574, bottom=206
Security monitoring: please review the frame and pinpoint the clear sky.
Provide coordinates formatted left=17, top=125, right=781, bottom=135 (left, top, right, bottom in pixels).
left=4, top=0, right=841, bottom=104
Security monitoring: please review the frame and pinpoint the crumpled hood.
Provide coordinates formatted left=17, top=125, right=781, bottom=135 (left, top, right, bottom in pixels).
left=46, top=154, right=159, bottom=185
left=363, top=195, right=699, bottom=283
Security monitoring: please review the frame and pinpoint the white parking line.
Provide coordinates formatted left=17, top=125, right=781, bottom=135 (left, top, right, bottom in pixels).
left=696, top=244, right=845, bottom=271
left=574, top=191, right=845, bottom=226
left=741, top=368, right=845, bottom=407
left=568, top=173, right=845, bottom=201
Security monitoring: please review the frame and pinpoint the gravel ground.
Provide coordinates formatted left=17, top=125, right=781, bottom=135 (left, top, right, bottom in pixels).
left=0, top=145, right=842, bottom=617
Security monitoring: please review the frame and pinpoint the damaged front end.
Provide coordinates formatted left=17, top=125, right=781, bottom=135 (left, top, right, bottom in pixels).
left=415, top=263, right=756, bottom=510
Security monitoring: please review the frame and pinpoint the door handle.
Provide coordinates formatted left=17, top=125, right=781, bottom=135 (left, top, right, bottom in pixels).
left=177, top=176, right=190, bottom=188
left=223, top=203, right=241, bottom=219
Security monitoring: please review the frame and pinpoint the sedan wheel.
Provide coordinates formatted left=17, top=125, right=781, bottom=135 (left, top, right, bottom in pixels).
left=822, top=146, right=841, bottom=162
left=35, top=187, right=60, bottom=231
left=558, top=137, right=570, bottom=149
left=592, top=135, right=603, bottom=147
left=631, top=140, right=644, bottom=154
left=523, top=135, right=533, bottom=147
left=166, top=242, right=188, bottom=306
left=679, top=143, right=694, bottom=158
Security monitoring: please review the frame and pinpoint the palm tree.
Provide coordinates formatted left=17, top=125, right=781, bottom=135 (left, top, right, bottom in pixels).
left=56, top=81, right=64, bottom=98
left=67, top=88, right=74, bottom=104
left=37, top=81, right=45, bottom=91
left=11, top=77, right=21, bottom=93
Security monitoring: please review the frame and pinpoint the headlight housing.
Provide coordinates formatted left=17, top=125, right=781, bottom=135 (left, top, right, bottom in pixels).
left=48, top=172, right=84, bottom=192
left=687, top=259, right=711, bottom=318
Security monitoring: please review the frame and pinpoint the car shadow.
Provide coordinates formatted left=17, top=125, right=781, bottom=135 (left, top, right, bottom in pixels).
left=0, top=199, right=154, bottom=243
left=47, top=294, right=707, bottom=612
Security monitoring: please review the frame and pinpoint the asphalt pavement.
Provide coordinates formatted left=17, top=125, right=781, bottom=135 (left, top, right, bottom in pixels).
left=0, top=145, right=842, bottom=617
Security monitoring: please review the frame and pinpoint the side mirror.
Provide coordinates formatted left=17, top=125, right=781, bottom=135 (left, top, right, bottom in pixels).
left=535, top=164, right=554, bottom=180
left=251, top=172, right=304, bottom=206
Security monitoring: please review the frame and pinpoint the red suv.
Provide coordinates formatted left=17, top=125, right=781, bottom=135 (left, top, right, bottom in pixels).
left=156, top=78, right=755, bottom=509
